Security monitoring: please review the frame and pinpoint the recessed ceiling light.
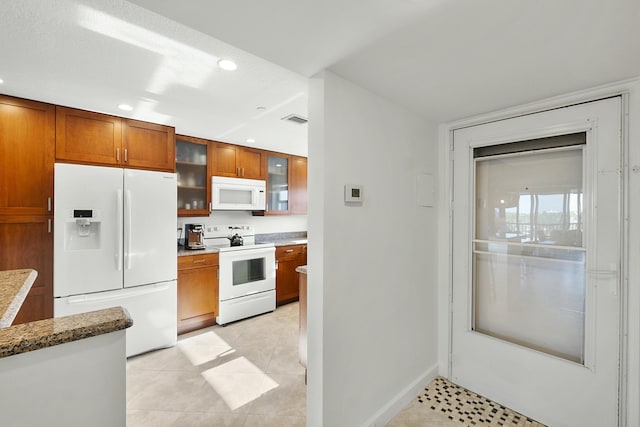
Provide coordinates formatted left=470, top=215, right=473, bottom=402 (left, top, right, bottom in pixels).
left=246, top=138, right=256, bottom=143
left=0, top=78, right=4, bottom=84
left=217, top=59, right=237, bottom=71
left=118, top=104, right=133, bottom=111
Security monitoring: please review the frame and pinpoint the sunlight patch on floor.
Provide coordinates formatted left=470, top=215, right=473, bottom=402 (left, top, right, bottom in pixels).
left=201, top=356, right=279, bottom=410
left=177, top=331, right=235, bottom=366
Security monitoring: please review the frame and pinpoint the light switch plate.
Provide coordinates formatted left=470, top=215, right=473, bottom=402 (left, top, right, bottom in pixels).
left=344, top=184, right=363, bottom=203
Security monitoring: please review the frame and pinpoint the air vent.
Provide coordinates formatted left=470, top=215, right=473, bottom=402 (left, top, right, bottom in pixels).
left=281, top=114, right=308, bottom=125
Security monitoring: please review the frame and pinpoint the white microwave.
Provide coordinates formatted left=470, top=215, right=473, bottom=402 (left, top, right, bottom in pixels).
left=211, top=176, right=266, bottom=211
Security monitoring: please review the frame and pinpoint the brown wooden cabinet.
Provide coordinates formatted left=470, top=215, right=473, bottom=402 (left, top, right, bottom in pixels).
left=0, top=216, right=54, bottom=324
left=0, top=95, right=55, bottom=324
left=211, top=142, right=266, bottom=180
left=263, top=152, right=307, bottom=215
left=238, top=147, right=266, bottom=179
left=123, top=119, right=175, bottom=171
left=290, top=156, right=308, bottom=214
left=276, top=244, right=307, bottom=305
left=56, top=106, right=175, bottom=172
left=177, top=253, right=219, bottom=334
left=0, top=96, right=55, bottom=216
left=176, top=135, right=211, bottom=217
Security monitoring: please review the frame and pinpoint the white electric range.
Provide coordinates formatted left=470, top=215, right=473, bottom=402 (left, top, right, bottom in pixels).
left=204, top=225, right=275, bottom=325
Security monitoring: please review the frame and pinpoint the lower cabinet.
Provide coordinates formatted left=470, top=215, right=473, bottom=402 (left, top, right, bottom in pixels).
left=177, top=253, right=219, bottom=334
left=0, top=216, right=53, bottom=324
left=276, top=244, right=307, bottom=305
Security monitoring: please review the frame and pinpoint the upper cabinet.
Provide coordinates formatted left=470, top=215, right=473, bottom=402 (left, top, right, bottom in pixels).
left=264, top=152, right=307, bottom=215
left=238, top=147, right=266, bottom=180
left=0, top=95, right=55, bottom=216
left=290, top=155, right=308, bottom=214
left=123, top=119, right=175, bottom=171
left=176, top=135, right=306, bottom=217
left=211, top=142, right=266, bottom=180
left=266, top=153, right=289, bottom=213
left=56, top=106, right=175, bottom=172
left=176, top=135, right=211, bottom=216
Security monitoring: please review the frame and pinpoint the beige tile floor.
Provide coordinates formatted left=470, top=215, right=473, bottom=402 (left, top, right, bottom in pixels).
left=126, top=302, right=306, bottom=427
left=127, top=302, right=536, bottom=427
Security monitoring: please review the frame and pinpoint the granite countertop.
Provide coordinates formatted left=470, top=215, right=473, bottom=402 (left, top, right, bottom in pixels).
left=272, top=238, right=308, bottom=247
left=255, top=231, right=307, bottom=247
left=295, top=265, right=308, bottom=274
left=177, top=246, right=221, bottom=257
left=0, top=306, right=133, bottom=359
left=0, top=269, right=38, bottom=328
left=0, top=268, right=132, bottom=359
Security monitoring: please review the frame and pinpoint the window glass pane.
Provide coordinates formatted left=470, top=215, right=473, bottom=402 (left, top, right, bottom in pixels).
left=233, top=258, right=265, bottom=286
left=268, top=155, right=288, bottom=211
left=473, top=144, right=585, bottom=363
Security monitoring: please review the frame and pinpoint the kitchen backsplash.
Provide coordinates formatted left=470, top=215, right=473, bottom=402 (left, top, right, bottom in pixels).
left=177, top=210, right=307, bottom=235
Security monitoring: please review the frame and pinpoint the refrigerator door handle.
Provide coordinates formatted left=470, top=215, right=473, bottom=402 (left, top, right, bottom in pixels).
left=125, top=189, right=132, bottom=270
left=65, top=283, right=172, bottom=304
left=116, top=189, right=123, bottom=271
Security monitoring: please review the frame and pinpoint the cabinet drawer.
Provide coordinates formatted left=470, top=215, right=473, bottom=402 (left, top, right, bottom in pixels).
left=178, top=253, right=219, bottom=270
left=276, top=244, right=307, bottom=261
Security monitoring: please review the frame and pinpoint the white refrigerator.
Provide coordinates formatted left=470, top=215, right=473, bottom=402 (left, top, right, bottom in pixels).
left=53, top=163, right=177, bottom=357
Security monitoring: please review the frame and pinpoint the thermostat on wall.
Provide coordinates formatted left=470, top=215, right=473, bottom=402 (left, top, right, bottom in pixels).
left=344, top=184, right=363, bottom=203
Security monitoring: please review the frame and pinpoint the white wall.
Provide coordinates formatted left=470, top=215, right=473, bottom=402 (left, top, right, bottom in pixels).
left=308, top=71, right=440, bottom=427
left=438, top=77, right=640, bottom=427
left=177, top=211, right=307, bottom=236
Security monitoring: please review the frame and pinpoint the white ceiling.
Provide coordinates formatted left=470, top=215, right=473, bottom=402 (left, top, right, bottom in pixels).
left=1, top=0, right=309, bottom=156
left=2, top=0, right=640, bottom=156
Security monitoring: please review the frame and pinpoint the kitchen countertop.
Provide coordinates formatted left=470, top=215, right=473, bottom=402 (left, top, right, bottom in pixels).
left=0, top=269, right=38, bottom=328
left=0, top=306, right=133, bottom=359
left=0, top=267, right=132, bottom=359
left=272, top=238, right=308, bottom=247
left=295, top=265, right=308, bottom=274
left=177, top=237, right=307, bottom=257
left=177, top=246, right=221, bottom=256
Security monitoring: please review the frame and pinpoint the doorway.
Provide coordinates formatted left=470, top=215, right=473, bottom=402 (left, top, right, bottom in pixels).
left=450, top=97, right=622, bottom=426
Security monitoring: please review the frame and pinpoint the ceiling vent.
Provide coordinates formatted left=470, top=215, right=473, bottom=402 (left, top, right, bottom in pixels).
left=281, top=114, right=308, bottom=125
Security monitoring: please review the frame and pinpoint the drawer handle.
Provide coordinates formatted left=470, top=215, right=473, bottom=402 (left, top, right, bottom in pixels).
left=285, top=249, right=294, bottom=253
left=193, top=259, right=206, bottom=263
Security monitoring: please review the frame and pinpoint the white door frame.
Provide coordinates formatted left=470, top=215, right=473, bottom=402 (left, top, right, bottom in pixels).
left=437, top=78, right=637, bottom=426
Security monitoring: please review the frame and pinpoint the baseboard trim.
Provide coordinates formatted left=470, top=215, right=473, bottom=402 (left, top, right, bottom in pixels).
left=361, top=364, right=439, bottom=427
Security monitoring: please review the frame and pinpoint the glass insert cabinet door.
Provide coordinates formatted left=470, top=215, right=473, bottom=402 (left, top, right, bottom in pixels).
left=473, top=134, right=586, bottom=363
left=176, top=138, right=209, bottom=214
left=267, top=154, right=289, bottom=212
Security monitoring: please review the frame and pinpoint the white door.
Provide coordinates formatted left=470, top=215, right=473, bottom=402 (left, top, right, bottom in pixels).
left=451, top=97, right=621, bottom=426
left=123, top=169, right=177, bottom=288
left=54, top=163, right=123, bottom=297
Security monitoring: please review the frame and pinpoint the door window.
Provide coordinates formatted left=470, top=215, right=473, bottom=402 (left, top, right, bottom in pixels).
left=473, top=141, right=585, bottom=363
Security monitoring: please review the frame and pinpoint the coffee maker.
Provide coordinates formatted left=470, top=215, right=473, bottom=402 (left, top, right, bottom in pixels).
left=184, top=224, right=205, bottom=249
